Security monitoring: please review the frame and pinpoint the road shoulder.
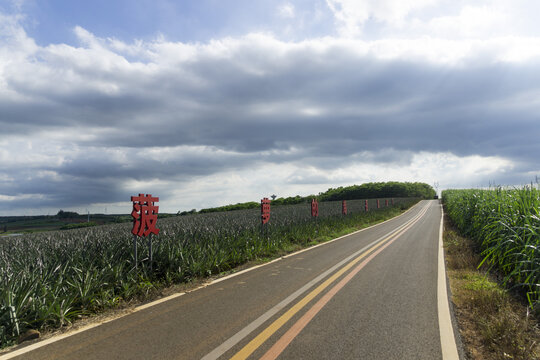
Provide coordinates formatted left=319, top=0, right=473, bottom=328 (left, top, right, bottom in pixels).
left=442, top=215, right=540, bottom=359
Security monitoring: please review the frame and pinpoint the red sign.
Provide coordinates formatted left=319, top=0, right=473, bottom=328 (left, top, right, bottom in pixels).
left=261, top=198, right=271, bottom=225
left=311, top=199, right=319, bottom=217
left=342, top=200, right=347, bottom=215
left=385, top=199, right=389, bottom=207
left=377, top=199, right=380, bottom=209
left=365, top=199, right=368, bottom=212
left=131, top=193, right=160, bottom=237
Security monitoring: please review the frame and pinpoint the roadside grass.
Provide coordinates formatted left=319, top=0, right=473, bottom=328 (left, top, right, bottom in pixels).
left=444, top=218, right=540, bottom=360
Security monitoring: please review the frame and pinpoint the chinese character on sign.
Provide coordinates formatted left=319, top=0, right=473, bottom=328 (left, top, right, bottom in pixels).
left=261, top=198, right=271, bottom=225
left=342, top=200, right=347, bottom=215
left=131, top=193, right=160, bottom=237
left=311, top=199, right=319, bottom=217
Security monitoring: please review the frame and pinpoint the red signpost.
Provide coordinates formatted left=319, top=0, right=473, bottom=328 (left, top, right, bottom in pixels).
left=131, top=194, right=160, bottom=236
left=377, top=199, right=380, bottom=209
left=365, top=199, right=369, bottom=212
left=385, top=199, right=389, bottom=207
left=131, top=194, right=159, bottom=271
left=342, top=200, right=347, bottom=215
left=311, top=199, right=319, bottom=218
left=261, top=197, right=271, bottom=225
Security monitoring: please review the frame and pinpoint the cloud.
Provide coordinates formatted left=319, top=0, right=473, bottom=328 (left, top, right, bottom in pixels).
left=1, top=7, right=540, bottom=214
left=326, top=0, right=437, bottom=37
left=285, top=152, right=515, bottom=188
left=325, top=0, right=540, bottom=41
left=406, top=2, right=540, bottom=41
left=278, top=3, right=295, bottom=19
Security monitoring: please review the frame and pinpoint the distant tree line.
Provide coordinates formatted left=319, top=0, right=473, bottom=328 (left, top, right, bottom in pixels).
left=179, top=181, right=435, bottom=215
left=318, top=182, right=436, bottom=201
left=56, top=210, right=80, bottom=219
left=198, top=202, right=260, bottom=214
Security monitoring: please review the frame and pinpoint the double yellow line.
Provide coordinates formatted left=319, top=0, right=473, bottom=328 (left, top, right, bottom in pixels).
left=230, top=203, right=430, bottom=360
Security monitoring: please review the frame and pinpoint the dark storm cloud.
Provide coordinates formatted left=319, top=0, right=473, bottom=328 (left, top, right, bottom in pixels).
left=2, top=30, right=540, bottom=213
left=0, top=167, right=127, bottom=211
left=4, top=37, right=539, bottom=162
left=101, top=59, right=538, bottom=164
left=0, top=145, right=264, bottom=212
left=54, top=149, right=256, bottom=180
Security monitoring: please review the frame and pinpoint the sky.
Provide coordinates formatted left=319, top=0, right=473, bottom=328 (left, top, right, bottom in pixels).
left=1, top=0, right=539, bottom=215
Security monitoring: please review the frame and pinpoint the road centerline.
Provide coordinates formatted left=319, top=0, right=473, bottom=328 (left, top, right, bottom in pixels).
left=228, top=204, right=429, bottom=360
left=201, top=203, right=429, bottom=360
left=260, top=222, right=408, bottom=360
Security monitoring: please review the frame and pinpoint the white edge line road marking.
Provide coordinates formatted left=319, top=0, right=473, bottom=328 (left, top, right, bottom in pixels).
left=0, top=201, right=424, bottom=360
left=438, top=204, right=460, bottom=360
left=201, top=202, right=431, bottom=360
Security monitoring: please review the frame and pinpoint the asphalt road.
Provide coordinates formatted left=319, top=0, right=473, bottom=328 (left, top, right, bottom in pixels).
left=2, top=200, right=460, bottom=360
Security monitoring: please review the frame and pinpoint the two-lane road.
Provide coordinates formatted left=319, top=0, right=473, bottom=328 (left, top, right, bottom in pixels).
left=2, top=200, right=461, bottom=360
